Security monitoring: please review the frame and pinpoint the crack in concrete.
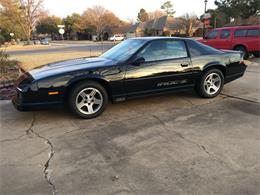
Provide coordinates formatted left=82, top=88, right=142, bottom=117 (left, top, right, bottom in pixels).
left=54, top=120, right=85, bottom=137
left=25, top=112, right=57, bottom=195
left=148, top=98, right=222, bottom=157
left=1, top=113, right=37, bottom=142
left=0, top=134, right=26, bottom=143
left=246, top=70, right=260, bottom=74
left=183, top=98, right=195, bottom=106
left=183, top=96, right=226, bottom=109
left=151, top=114, right=211, bottom=157
left=220, top=93, right=260, bottom=104
left=151, top=114, right=185, bottom=140
left=150, top=113, right=251, bottom=173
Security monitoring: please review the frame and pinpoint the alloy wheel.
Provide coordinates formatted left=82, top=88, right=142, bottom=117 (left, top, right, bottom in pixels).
left=203, top=73, right=221, bottom=95
left=75, top=88, right=103, bottom=115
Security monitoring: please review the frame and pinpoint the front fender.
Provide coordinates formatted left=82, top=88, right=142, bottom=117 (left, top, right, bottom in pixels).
left=65, top=74, right=109, bottom=88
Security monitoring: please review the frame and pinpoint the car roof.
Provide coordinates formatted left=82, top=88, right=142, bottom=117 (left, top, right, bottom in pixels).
left=213, top=25, right=260, bottom=30
left=129, top=36, right=192, bottom=41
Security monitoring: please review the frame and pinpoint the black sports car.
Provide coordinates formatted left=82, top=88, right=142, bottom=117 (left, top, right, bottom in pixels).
left=13, top=37, right=247, bottom=118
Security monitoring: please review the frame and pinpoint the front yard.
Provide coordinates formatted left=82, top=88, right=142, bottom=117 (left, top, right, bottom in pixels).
left=11, top=51, right=101, bottom=71
left=0, top=50, right=102, bottom=100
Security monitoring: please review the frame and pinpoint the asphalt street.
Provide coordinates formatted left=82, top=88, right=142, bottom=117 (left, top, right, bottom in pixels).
left=6, top=42, right=115, bottom=56
left=0, top=58, right=260, bottom=195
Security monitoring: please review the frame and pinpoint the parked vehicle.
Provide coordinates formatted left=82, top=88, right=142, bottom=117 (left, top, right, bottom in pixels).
left=199, top=25, right=260, bottom=59
left=40, top=38, right=49, bottom=45
left=13, top=37, right=246, bottom=119
left=109, top=35, right=125, bottom=41
left=34, top=40, right=41, bottom=45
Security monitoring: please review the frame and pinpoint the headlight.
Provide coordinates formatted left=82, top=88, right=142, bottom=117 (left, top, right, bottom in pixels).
left=15, top=73, right=34, bottom=87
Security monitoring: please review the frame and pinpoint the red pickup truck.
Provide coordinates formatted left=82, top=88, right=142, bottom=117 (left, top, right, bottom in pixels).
left=199, top=25, right=260, bottom=59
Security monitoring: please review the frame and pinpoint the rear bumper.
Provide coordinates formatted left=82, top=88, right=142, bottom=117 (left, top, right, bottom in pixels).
left=225, top=72, right=245, bottom=84
left=225, top=63, right=247, bottom=84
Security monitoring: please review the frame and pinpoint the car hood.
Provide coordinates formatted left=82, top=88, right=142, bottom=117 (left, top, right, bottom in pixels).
left=29, top=57, right=114, bottom=80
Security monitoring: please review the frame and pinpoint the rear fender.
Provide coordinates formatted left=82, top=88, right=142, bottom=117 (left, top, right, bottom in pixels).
left=202, top=61, right=226, bottom=72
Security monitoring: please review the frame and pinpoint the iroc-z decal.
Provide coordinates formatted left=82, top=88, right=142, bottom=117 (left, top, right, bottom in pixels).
left=157, top=79, right=188, bottom=87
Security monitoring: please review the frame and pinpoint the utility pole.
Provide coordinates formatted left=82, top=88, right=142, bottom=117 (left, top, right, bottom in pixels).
left=203, top=0, right=208, bottom=39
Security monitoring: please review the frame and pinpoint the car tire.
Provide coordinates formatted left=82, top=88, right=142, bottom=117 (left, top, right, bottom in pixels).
left=234, top=45, right=249, bottom=59
left=196, top=68, right=224, bottom=98
left=68, top=81, right=108, bottom=119
left=253, top=51, right=260, bottom=58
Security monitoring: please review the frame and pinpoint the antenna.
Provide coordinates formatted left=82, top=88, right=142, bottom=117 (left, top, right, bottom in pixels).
left=101, top=37, right=104, bottom=53
left=89, top=39, right=92, bottom=58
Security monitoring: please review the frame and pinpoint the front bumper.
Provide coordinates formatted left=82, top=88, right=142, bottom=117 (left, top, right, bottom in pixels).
left=12, top=89, right=40, bottom=111
left=12, top=87, right=27, bottom=111
left=12, top=98, right=28, bottom=111
left=12, top=88, right=63, bottom=111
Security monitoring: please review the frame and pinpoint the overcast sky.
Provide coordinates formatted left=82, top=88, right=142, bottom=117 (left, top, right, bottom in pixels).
left=44, top=0, right=216, bottom=21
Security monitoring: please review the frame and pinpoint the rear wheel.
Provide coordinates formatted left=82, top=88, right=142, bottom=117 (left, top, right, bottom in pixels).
left=68, top=81, right=108, bottom=119
left=196, top=68, right=224, bottom=98
left=234, top=45, right=249, bottom=59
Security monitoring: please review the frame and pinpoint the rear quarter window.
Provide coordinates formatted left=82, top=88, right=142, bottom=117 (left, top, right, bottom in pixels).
left=247, top=29, right=260, bottom=36
left=234, top=29, right=247, bottom=37
left=187, top=40, right=223, bottom=57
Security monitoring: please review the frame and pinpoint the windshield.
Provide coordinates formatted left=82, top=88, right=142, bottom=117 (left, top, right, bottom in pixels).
left=101, top=39, right=145, bottom=62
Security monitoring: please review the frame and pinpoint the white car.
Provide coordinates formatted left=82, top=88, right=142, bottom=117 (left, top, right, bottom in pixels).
left=109, top=35, right=125, bottom=41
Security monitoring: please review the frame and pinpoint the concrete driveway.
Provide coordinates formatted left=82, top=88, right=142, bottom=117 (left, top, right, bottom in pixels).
left=1, top=58, right=260, bottom=195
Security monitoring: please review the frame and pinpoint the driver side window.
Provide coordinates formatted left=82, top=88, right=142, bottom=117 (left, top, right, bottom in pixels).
left=136, top=40, right=188, bottom=62
left=207, top=30, right=218, bottom=39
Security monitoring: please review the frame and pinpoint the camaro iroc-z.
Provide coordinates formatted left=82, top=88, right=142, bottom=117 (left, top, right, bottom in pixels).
left=13, top=37, right=247, bottom=118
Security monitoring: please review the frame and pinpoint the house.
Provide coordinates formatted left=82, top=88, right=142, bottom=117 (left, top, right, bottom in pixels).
left=127, top=16, right=203, bottom=37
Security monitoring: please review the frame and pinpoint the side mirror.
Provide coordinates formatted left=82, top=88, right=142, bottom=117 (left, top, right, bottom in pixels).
left=131, top=57, right=145, bottom=66
left=204, top=36, right=208, bottom=40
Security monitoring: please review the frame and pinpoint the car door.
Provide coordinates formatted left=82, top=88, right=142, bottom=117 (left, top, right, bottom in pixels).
left=217, top=29, right=232, bottom=49
left=202, top=30, right=220, bottom=48
left=124, top=39, right=194, bottom=97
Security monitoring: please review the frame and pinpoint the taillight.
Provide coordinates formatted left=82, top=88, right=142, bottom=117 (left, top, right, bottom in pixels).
left=239, top=53, right=244, bottom=64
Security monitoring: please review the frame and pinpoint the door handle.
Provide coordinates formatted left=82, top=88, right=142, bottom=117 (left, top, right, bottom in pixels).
left=181, top=63, right=189, bottom=67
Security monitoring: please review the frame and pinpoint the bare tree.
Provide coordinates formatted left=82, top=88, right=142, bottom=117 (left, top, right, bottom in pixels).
left=179, top=13, right=201, bottom=37
left=0, top=0, right=44, bottom=43
left=148, top=10, right=165, bottom=20
left=127, top=18, right=136, bottom=25
left=81, top=5, right=120, bottom=40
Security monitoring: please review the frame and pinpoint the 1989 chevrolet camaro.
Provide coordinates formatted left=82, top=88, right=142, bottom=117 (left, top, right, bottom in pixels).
left=13, top=37, right=247, bottom=118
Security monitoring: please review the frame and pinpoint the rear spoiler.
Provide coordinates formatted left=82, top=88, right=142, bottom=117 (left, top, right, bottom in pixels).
left=220, top=49, right=244, bottom=64
left=220, top=49, right=242, bottom=54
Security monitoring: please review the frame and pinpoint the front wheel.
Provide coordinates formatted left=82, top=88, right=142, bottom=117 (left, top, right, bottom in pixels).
left=196, top=69, right=224, bottom=98
left=68, top=81, right=108, bottom=119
